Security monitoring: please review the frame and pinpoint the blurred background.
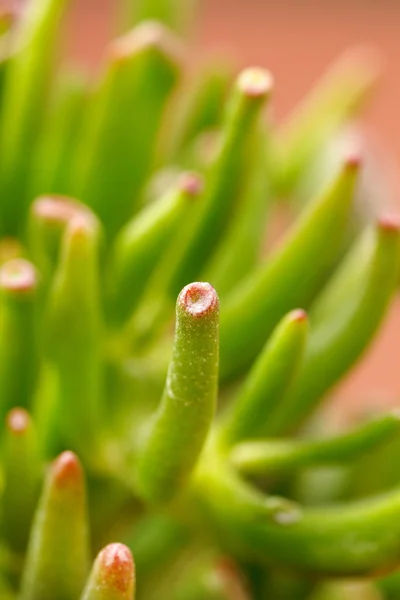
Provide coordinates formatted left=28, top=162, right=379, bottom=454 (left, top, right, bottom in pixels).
left=65, top=0, right=400, bottom=413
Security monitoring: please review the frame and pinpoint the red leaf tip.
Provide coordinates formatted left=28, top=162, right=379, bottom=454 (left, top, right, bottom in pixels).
left=68, top=213, right=97, bottom=239
left=0, top=0, right=22, bottom=24
left=97, top=544, right=135, bottom=594
left=378, top=213, right=400, bottom=233
left=178, top=282, right=219, bottom=318
left=33, top=195, right=93, bottom=227
left=7, top=408, right=30, bottom=435
left=0, top=259, right=37, bottom=294
left=110, top=20, right=183, bottom=65
left=237, top=67, right=274, bottom=98
left=178, top=171, right=204, bottom=197
left=344, top=151, right=362, bottom=171
left=289, top=309, right=308, bottom=323
left=52, top=451, right=83, bottom=489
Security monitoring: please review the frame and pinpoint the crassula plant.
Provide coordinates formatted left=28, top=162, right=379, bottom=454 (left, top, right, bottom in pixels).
left=1, top=0, right=400, bottom=598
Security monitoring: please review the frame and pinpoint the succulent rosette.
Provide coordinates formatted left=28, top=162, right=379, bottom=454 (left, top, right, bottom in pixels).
left=0, top=1, right=399, bottom=599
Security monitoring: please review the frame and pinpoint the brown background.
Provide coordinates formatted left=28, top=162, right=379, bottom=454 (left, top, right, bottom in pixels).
left=65, top=0, right=400, bottom=414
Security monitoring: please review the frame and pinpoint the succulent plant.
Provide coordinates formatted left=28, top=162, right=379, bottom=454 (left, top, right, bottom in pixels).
left=0, top=0, right=400, bottom=598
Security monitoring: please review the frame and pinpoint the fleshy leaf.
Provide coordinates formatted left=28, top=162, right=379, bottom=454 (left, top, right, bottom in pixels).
left=80, top=543, right=135, bottom=600
left=136, top=282, right=219, bottom=503
left=21, top=451, right=90, bottom=600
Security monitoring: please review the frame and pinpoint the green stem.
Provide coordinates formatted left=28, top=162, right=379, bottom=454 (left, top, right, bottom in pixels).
left=194, top=455, right=400, bottom=577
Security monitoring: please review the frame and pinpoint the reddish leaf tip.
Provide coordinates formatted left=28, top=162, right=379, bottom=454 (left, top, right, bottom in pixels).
left=0, top=259, right=37, bottom=294
left=97, top=544, right=135, bottom=594
left=68, top=213, right=96, bottom=239
left=178, top=282, right=219, bottom=318
left=178, top=171, right=204, bottom=197
left=378, top=213, right=400, bottom=233
left=344, top=152, right=362, bottom=171
left=7, top=408, right=30, bottom=435
left=33, top=195, right=92, bottom=226
left=52, top=451, right=83, bottom=489
left=0, top=8, right=13, bottom=26
left=0, top=0, right=21, bottom=24
left=110, top=21, right=182, bottom=65
left=64, top=209, right=99, bottom=249
left=237, top=67, right=274, bottom=98
left=289, top=309, right=308, bottom=323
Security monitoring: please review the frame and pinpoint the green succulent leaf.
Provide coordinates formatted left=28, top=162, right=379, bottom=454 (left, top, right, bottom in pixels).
left=21, top=451, right=90, bottom=600
left=0, top=259, right=38, bottom=421
left=0, top=0, right=68, bottom=234
left=220, top=309, right=308, bottom=446
left=230, top=410, right=400, bottom=476
left=80, top=544, right=135, bottom=600
left=72, top=21, right=182, bottom=240
left=219, top=154, right=360, bottom=381
left=267, top=214, right=400, bottom=434
left=45, top=211, right=104, bottom=458
left=136, top=281, right=219, bottom=503
left=2, top=408, right=42, bottom=553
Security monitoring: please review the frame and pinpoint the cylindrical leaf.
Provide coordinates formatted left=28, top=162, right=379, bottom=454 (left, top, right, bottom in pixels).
left=21, top=451, right=90, bottom=600
left=0, top=0, right=68, bottom=234
left=29, top=195, right=96, bottom=286
left=268, top=214, right=400, bottom=434
left=165, top=67, right=273, bottom=295
left=126, top=0, right=196, bottom=32
left=80, top=543, right=135, bottom=600
left=0, top=259, right=38, bottom=421
left=136, top=282, right=219, bottom=503
left=2, top=408, right=42, bottom=553
left=230, top=411, right=400, bottom=476
left=194, top=454, right=400, bottom=577
left=219, top=154, right=360, bottom=381
left=46, top=213, right=104, bottom=457
left=109, top=171, right=203, bottom=324
left=220, top=309, right=308, bottom=446
left=275, top=47, right=380, bottom=195
left=73, top=21, right=181, bottom=239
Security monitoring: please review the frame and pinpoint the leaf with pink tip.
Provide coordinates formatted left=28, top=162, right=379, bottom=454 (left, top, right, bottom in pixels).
left=21, top=451, right=90, bottom=600
left=80, top=544, right=135, bottom=600
left=267, top=214, right=400, bottom=434
left=136, top=282, right=219, bottom=504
